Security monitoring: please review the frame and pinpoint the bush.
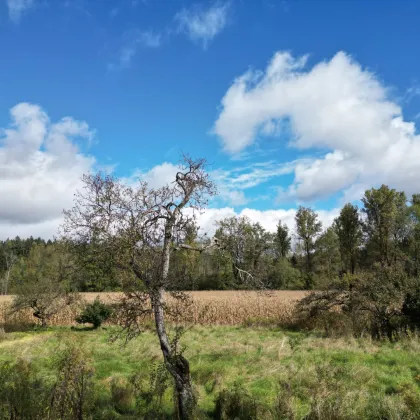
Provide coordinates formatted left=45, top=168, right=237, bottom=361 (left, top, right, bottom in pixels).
left=296, top=266, right=413, bottom=340
left=75, top=297, right=113, bottom=329
left=0, top=359, right=50, bottom=419
left=50, top=345, right=95, bottom=419
left=0, top=344, right=96, bottom=419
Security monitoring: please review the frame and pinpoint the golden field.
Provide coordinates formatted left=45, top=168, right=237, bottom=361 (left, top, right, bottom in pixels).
left=0, top=291, right=307, bottom=327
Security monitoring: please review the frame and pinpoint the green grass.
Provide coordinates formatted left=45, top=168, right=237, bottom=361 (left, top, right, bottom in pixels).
left=1, top=325, right=420, bottom=418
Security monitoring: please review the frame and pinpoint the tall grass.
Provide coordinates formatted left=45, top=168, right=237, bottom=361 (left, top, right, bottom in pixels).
left=1, top=326, right=420, bottom=418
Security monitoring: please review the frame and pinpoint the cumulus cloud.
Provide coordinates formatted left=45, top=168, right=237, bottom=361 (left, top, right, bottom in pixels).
left=128, top=162, right=180, bottom=189
left=0, top=103, right=95, bottom=239
left=214, top=51, right=420, bottom=202
left=7, top=0, right=34, bottom=22
left=175, top=2, right=229, bottom=48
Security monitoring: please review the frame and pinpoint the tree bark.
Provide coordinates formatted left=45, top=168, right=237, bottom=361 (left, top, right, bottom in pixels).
left=149, top=220, right=195, bottom=419
left=151, top=289, right=195, bottom=419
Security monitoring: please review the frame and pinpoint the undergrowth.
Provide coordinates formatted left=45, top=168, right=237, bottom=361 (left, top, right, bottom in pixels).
left=0, top=326, right=419, bottom=419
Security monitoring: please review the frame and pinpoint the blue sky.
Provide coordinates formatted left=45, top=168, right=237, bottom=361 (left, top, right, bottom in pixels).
left=1, top=0, right=420, bottom=238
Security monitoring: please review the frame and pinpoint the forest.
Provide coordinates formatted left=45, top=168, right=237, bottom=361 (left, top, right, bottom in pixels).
left=1, top=183, right=420, bottom=295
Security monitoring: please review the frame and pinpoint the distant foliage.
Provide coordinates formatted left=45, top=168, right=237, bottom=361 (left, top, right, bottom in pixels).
left=75, top=297, right=113, bottom=329
left=402, top=288, right=420, bottom=328
left=296, top=264, right=415, bottom=339
left=10, top=244, right=78, bottom=327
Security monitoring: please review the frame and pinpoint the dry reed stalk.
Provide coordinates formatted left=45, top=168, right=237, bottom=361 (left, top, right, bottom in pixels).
left=0, top=291, right=306, bottom=327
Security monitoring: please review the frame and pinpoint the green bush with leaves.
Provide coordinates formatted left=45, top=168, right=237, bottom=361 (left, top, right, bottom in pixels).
left=75, top=297, right=113, bottom=329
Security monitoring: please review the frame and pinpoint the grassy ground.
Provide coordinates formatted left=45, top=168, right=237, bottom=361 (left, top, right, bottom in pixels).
left=1, top=325, right=420, bottom=418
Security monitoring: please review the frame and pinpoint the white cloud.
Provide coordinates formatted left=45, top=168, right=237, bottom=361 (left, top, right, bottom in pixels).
left=108, top=29, right=161, bottom=71
left=211, top=160, right=295, bottom=206
left=191, top=207, right=340, bottom=237
left=0, top=128, right=338, bottom=240
left=213, top=160, right=296, bottom=190
left=129, top=162, right=179, bottom=189
left=225, top=190, right=247, bottom=206
left=214, top=50, right=420, bottom=202
left=0, top=103, right=95, bottom=239
left=7, top=0, right=34, bottom=22
left=175, top=2, right=229, bottom=48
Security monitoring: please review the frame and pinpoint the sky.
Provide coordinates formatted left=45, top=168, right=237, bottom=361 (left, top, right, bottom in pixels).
left=1, top=0, right=420, bottom=239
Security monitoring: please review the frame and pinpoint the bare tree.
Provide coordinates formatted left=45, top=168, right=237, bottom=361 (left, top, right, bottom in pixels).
left=62, top=156, right=216, bottom=419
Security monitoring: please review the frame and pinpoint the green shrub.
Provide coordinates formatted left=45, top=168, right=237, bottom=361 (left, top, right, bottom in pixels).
left=75, top=297, right=113, bottom=329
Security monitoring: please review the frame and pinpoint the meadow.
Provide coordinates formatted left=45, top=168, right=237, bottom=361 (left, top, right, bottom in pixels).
left=1, top=325, right=420, bottom=418
left=1, top=291, right=420, bottom=418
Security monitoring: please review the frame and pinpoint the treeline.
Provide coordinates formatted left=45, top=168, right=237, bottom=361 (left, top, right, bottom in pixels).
left=1, top=184, right=420, bottom=293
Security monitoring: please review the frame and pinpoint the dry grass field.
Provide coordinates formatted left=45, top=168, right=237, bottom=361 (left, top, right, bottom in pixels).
left=0, top=290, right=307, bottom=327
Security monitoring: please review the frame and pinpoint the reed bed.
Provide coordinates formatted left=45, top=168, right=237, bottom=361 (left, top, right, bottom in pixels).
left=0, top=291, right=306, bottom=327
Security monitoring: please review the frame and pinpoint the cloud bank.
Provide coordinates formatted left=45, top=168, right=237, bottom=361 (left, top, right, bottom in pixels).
left=214, top=51, right=420, bottom=202
left=0, top=103, right=95, bottom=239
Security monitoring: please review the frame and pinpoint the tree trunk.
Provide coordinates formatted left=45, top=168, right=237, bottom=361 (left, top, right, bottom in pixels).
left=151, top=288, right=195, bottom=419
left=149, top=220, right=195, bottom=419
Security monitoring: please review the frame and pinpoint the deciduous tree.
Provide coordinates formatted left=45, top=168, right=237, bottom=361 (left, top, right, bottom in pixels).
left=215, top=216, right=272, bottom=287
left=274, top=221, right=291, bottom=260
left=362, top=185, right=408, bottom=267
left=333, top=204, right=362, bottom=274
left=295, top=206, right=322, bottom=289
left=62, top=156, right=216, bottom=419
